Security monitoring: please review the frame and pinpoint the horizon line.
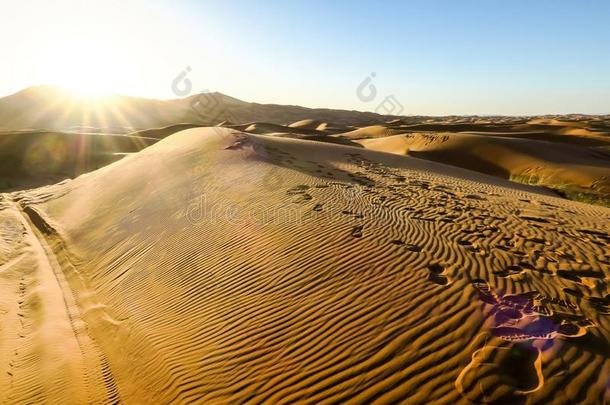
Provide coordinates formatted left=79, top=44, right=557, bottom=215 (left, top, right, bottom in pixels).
left=3, top=84, right=609, bottom=118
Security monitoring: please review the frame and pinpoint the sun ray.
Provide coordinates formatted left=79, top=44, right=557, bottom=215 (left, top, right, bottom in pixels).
left=104, top=101, right=154, bottom=151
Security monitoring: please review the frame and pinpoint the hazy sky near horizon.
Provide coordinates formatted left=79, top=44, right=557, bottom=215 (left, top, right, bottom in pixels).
left=1, top=0, right=609, bottom=115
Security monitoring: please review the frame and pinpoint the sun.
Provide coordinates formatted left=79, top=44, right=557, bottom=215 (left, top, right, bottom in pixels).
left=40, top=26, right=133, bottom=101
left=50, top=60, right=119, bottom=100
left=59, top=80, right=114, bottom=100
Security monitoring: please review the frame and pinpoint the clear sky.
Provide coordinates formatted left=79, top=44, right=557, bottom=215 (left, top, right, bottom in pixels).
left=2, top=0, right=609, bottom=115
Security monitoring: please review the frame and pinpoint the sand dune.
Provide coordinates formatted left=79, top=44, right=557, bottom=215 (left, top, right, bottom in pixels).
left=355, top=132, right=610, bottom=202
left=3, top=87, right=607, bottom=206
left=338, top=119, right=610, bottom=206
left=1, top=127, right=608, bottom=403
left=0, top=86, right=201, bottom=132
left=239, top=122, right=325, bottom=136
left=0, top=130, right=158, bottom=191
left=0, top=87, right=401, bottom=132
left=229, top=122, right=361, bottom=147
left=288, top=119, right=325, bottom=130
left=338, top=125, right=405, bottom=140
left=127, top=123, right=205, bottom=139
left=0, top=86, right=609, bottom=403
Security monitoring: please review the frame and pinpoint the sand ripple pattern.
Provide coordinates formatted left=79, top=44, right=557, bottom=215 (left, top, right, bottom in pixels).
left=2, top=128, right=609, bottom=404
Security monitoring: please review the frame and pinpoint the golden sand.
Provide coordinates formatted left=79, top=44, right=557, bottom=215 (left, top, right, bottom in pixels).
left=1, top=127, right=608, bottom=403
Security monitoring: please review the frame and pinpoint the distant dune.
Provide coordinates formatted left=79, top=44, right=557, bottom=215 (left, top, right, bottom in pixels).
left=1, top=128, right=608, bottom=403
left=0, top=130, right=158, bottom=191
left=355, top=131, right=610, bottom=204
left=0, top=86, right=402, bottom=132
left=0, top=86, right=199, bottom=132
left=1, top=87, right=609, bottom=205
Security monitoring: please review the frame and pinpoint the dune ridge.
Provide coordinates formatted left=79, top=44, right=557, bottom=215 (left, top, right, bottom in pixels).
left=356, top=132, right=610, bottom=197
left=0, top=87, right=401, bottom=133
left=1, top=86, right=609, bottom=208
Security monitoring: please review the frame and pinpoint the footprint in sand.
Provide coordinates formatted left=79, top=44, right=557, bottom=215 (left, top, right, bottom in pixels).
left=463, top=193, right=487, bottom=201
left=341, top=210, right=364, bottom=220
left=426, top=263, right=451, bottom=286
left=556, top=269, right=604, bottom=285
left=585, top=296, right=610, bottom=314
left=562, top=287, right=584, bottom=298
left=471, top=280, right=591, bottom=341
left=351, top=225, right=363, bottom=238
left=456, top=343, right=543, bottom=403
left=286, top=185, right=313, bottom=203
left=389, top=240, right=422, bottom=252
left=456, top=239, right=475, bottom=251
left=405, top=244, right=422, bottom=252
left=471, top=279, right=499, bottom=305
left=298, top=194, right=313, bottom=202
left=456, top=277, right=599, bottom=403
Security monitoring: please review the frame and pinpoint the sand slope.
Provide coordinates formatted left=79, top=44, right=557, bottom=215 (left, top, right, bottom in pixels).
left=0, top=130, right=159, bottom=191
left=356, top=132, right=610, bottom=195
left=1, top=128, right=608, bottom=403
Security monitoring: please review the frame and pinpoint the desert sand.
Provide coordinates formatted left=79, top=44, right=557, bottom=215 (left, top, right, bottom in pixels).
left=0, top=88, right=609, bottom=403
left=3, top=87, right=608, bottom=206
left=0, top=125, right=609, bottom=403
left=234, top=117, right=610, bottom=206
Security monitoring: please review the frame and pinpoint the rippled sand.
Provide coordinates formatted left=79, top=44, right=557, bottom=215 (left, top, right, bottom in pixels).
left=0, top=128, right=608, bottom=403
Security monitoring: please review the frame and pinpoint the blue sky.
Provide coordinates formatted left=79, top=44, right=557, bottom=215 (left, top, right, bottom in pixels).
left=1, top=0, right=609, bottom=114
